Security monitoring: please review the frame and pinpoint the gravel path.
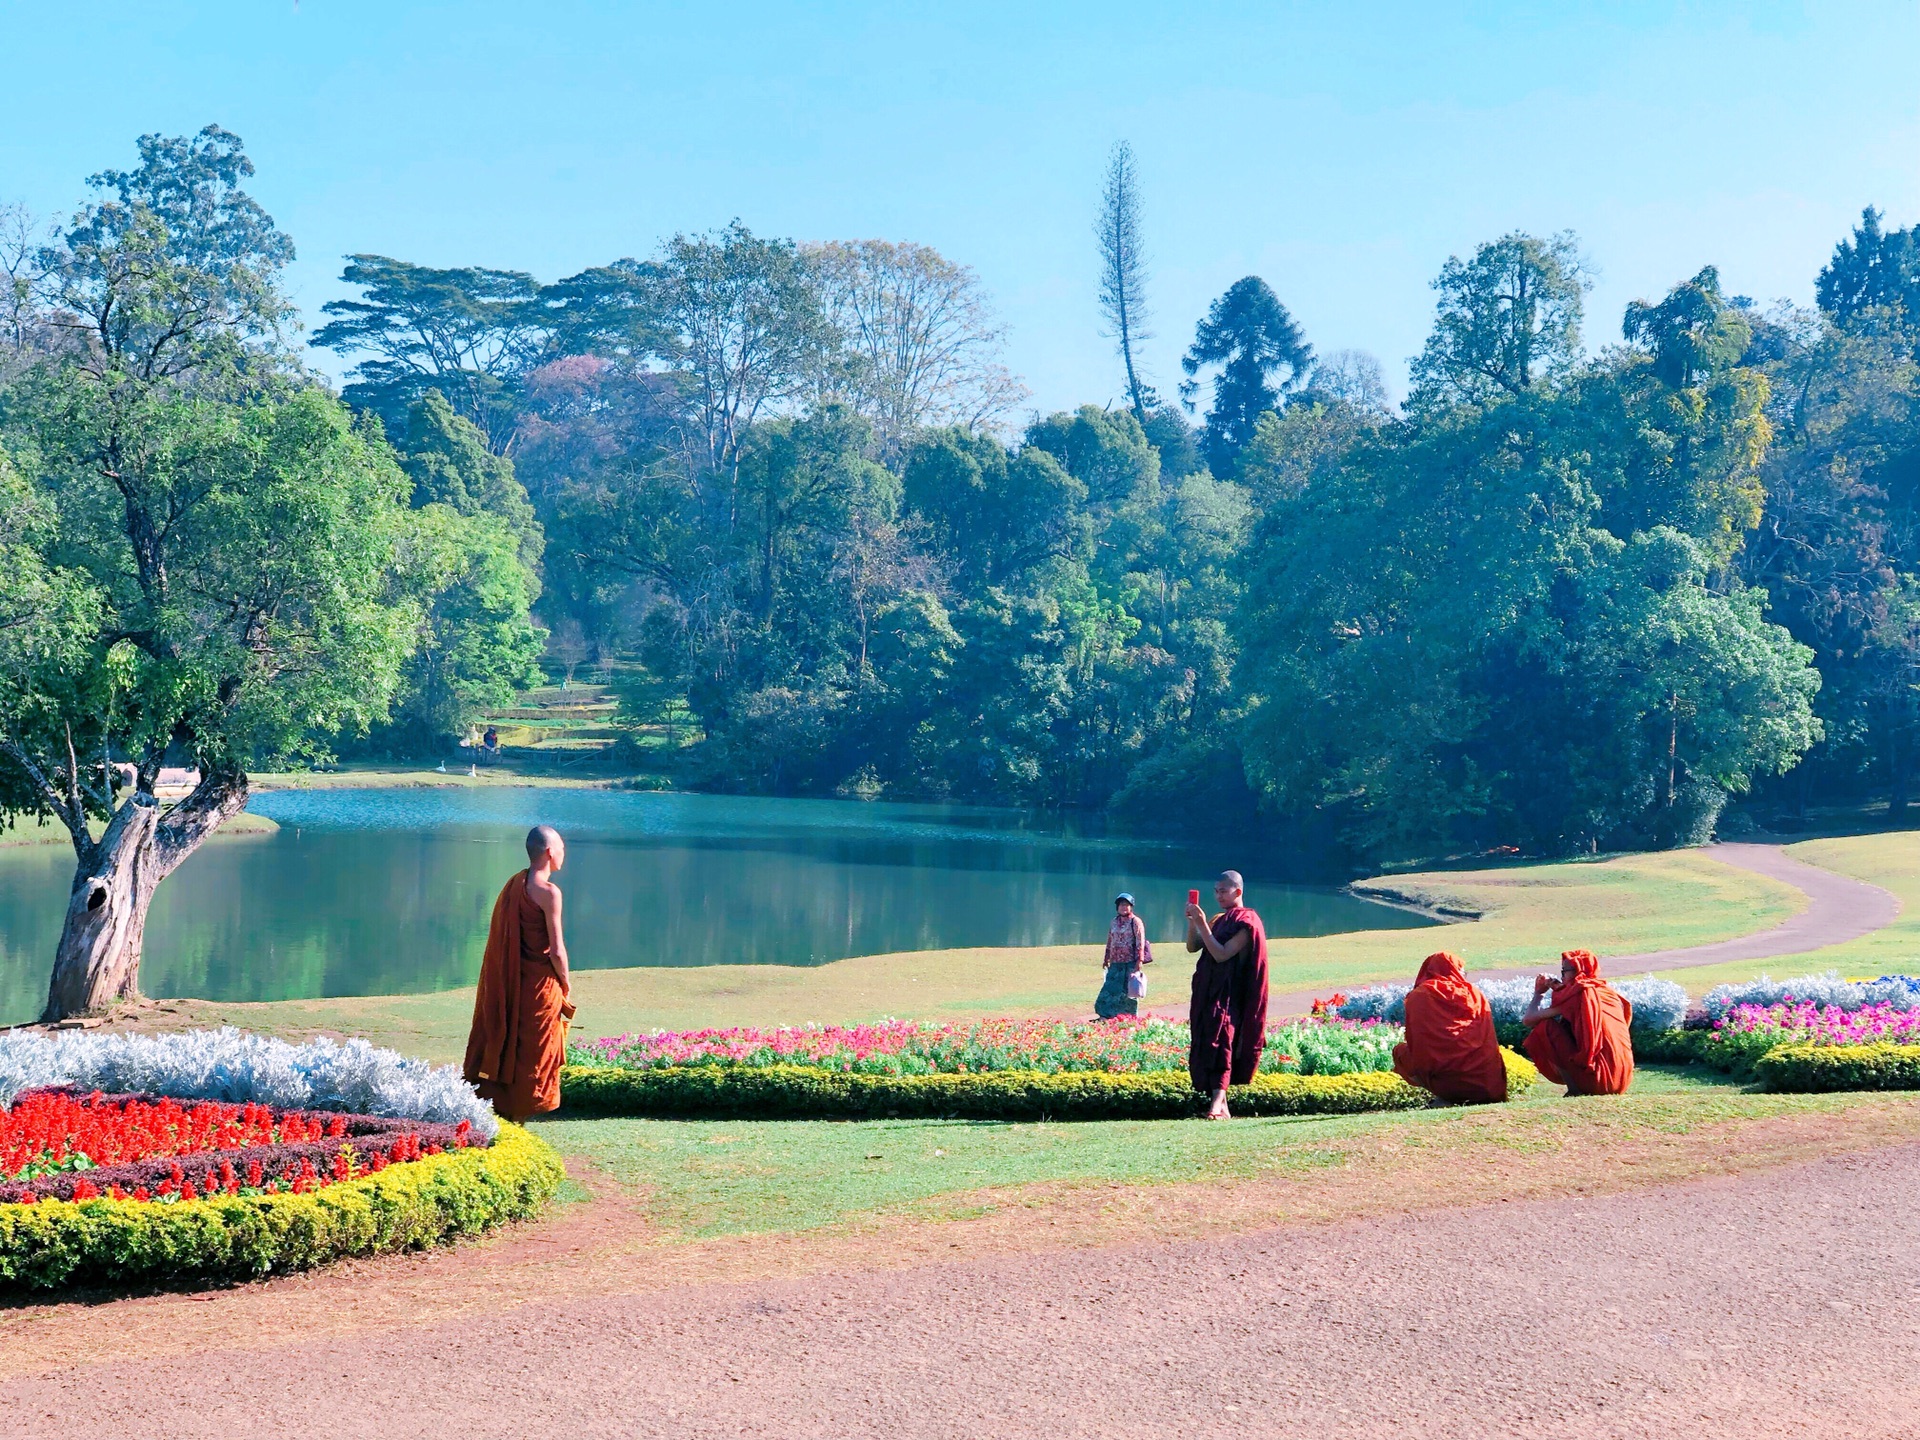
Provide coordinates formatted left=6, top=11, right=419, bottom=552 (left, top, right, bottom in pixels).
left=3, top=1143, right=1915, bottom=1438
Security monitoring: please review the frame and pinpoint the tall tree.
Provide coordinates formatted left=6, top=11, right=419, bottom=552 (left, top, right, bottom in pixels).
left=645, top=222, right=833, bottom=515
left=1179, top=276, right=1313, bottom=476
left=313, top=255, right=546, bottom=452
left=1406, top=231, right=1588, bottom=414
left=0, top=128, right=422, bottom=1019
left=1095, top=142, right=1154, bottom=420
left=808, top=240, right=1024, bottom=456
left=1816, top=207, right=1920, bottom=330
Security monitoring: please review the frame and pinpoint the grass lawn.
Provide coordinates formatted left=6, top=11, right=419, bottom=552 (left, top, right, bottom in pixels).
left=0, top=810, right=279, bottom=849
left=110, top=845, right=1806, bottom=1063
left=534, top=1066, right=1920, bottom=1243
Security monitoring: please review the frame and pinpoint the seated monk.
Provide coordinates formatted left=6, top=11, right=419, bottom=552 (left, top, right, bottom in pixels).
left=1519, top=949, right=1634, bottom=1096
left=463, top=825, right=576, bottom=1122
left=1392, top=951, right=1507, bottom=1104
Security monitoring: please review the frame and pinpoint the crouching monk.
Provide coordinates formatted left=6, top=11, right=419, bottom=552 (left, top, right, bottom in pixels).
left=1392, top=951, right=1507, bottom=1104
left=1186, top=871, right=1270, bottom=1120
left=464, top=825, right=576, bottom=1122
left=1519, top=949, right=1633, bottom=1096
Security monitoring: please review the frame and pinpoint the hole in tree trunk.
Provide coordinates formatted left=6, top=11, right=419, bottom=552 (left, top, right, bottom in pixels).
left=86, top=885, right=107, bottom=912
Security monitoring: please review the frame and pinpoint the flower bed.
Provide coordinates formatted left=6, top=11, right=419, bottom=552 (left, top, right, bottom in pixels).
left=0, top=1121, right=561, bottom=1290
left=571, top=1016, right=1401, bottom=1078
left=0, top=1031, right=562, bottom=1289
left=0, top=1088, right=479, bottom=1204
left=1702, top=972, right=1920, bottom=1022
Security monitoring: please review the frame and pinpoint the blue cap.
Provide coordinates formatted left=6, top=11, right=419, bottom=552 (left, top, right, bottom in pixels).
left=1114, top=892, right=1135, bottom=905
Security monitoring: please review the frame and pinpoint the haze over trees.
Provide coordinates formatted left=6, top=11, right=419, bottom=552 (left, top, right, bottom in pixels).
left=4, top=128, right=1920, bottom=1016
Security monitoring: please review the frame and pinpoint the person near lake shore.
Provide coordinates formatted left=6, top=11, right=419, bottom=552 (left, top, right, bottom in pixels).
left=1391, top=950, right=1507, bottom=1104
left=1518, top=948, right=1634, bottom=1096
left=1095, top=892, right=1153, bottom=1019
left=463, top=825, right=576, bottom=1122
left=1186, top=871, right=1269, bottom=1120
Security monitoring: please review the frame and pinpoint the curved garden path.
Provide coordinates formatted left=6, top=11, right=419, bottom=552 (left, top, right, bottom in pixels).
left=1, top=1142, right=1915, bottom=1438
left=1232, top=841, right=1903, bottom=1017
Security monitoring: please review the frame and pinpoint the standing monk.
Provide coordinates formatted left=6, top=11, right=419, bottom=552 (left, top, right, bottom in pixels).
left=1518, top=949, right=1634, bottom=1096
left=464, top=825, right=575, bottom=1122
left=1392, top=951, right=1507, bottom=1104
left=1186, top=871, right=1270, bottom=1119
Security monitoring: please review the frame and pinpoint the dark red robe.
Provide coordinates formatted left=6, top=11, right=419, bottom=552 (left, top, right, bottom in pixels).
left=1188, top=905, right=1269, bottom=1092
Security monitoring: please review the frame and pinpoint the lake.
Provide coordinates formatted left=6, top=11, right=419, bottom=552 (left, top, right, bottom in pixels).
left=0, top=788, right=1427, bottom=1024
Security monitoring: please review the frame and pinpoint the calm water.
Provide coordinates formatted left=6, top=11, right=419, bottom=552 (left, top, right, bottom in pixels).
left=0, top=789, right=1426, bottom=1024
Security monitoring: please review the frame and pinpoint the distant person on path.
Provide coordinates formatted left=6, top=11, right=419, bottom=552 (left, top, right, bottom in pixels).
left=1095, top=892, right=1153, bottom=1019
left=463, top=825, right=576, bottom=1121
left=1518, top=948, right=1634, bottom=1096
left=1186, top=871, right=1270, bottom=1119
left=1391, top=951, right=1507, bottom=1104
left=482, top=725, right=500, bottom=760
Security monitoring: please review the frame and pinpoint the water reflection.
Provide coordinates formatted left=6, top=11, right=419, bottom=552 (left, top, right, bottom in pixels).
left=0, top=788, right=1426, bottom=1023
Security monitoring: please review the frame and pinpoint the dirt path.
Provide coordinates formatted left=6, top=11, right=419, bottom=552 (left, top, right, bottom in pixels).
left=2, top=1142, right=1915, bottom=1438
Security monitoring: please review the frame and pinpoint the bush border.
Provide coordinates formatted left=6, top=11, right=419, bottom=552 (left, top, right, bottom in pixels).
left=1754, top=1042, right=1920, bottom=1093
left=560, top=1055, right=1540, bottom=1120
left=0, top=1122, right=564, bottom=1291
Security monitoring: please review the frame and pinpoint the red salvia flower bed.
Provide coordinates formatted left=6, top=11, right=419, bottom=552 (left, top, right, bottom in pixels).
left=0, top=1089, right=480, bottom=1204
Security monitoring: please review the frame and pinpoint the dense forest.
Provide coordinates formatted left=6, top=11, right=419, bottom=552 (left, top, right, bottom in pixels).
left=6, top=128, right=1920, bottom=869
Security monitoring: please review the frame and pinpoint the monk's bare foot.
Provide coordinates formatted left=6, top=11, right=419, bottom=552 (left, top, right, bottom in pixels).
left=1205, top=1090, right=1231, bottom=1120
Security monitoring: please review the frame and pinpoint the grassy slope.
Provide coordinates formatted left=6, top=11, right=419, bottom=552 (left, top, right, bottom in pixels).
left=128, top=847, right=1800, bottom=1064
left=540, top=1067, right=1916, bottom=1241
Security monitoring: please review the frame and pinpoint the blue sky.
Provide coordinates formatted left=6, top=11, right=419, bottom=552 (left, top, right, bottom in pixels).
left=5, top=1, right=1918, bottom=414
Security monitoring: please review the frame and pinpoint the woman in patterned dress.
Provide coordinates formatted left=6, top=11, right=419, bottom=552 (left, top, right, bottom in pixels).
left=1095, top=892, right=1153, bottom=1019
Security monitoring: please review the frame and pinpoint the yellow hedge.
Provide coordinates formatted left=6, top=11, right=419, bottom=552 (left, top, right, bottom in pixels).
left=0, top=1122, right=564, bottom=1291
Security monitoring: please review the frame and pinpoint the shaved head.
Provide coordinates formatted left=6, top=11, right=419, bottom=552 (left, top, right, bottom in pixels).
left=526, top=825, right=564, bottom=864
left=1218, top=870, right=1244, bottom=891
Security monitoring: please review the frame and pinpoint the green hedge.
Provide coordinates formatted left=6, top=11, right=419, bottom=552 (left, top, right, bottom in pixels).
left=1755, top=1042, right=1920, bottom=1093
left=0, top=1122, right=564, bottom=1291
left=560, top=1056, right=1540, bottom=1120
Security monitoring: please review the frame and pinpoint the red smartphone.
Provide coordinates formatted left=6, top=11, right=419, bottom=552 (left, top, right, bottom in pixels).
left=1188, top=889, right=1200, bottom=906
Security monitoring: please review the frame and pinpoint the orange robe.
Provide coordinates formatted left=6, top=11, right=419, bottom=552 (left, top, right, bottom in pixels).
left=1522, top=949, right=1634, bottom=1096
left=463, top=870, right=570, bottom=1122
left=1392, top=951, right=1507, bottom=1104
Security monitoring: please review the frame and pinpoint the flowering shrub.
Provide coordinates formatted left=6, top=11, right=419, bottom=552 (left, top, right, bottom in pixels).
left=0, top=1029, right=495, bottom=1138
left=1333, top=974, right=1688, bottom=1034
left=572, top=1016, right=1404, bottom=1079
left=0, top=1089, right=478, bottom=1205
left=1701, top=972, right=1920, bottom=1022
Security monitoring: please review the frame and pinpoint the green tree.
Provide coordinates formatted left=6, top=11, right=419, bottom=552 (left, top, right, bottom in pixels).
left=396, top=389, right=543, bottom=568
left=1816, top=207, right=1920, bottom=331
left=1406, top=231, right=1588, bottom=414
left=1179, top=276, right=1313, bottom=476
left=0, top=128, right=421, bottom=1019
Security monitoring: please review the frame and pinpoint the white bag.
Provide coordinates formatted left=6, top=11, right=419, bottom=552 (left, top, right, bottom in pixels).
left=1127, top=969, right=1148, bottom=999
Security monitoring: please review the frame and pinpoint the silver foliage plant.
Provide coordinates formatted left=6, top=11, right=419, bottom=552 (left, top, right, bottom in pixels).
left=1338, top=974, right=1690, bottom=1033
left=0, top=1028, right=496, bottom=1139
left=1701, top=971, right=1920, bottom=1022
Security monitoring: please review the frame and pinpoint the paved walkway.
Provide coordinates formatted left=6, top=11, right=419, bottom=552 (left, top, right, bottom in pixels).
left=3, top=1143, right=1915, bottom=1438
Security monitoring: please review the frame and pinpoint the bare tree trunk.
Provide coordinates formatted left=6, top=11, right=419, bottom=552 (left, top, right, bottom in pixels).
left=43, top=771, right=250, bottom=1021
